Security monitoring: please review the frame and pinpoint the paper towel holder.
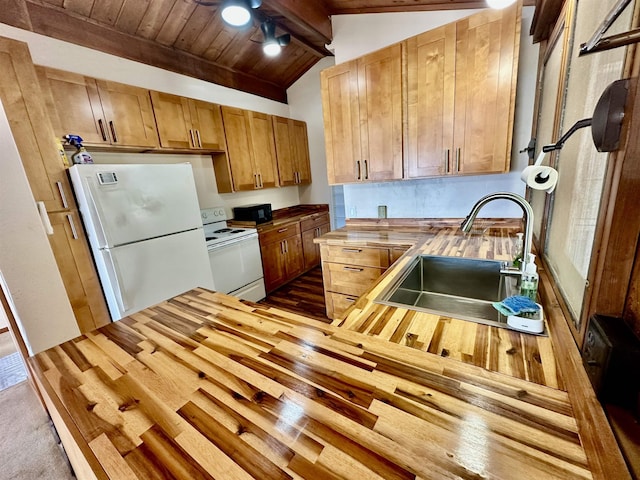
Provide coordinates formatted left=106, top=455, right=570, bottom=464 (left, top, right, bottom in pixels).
left=536, top=78, right=629, bottom=155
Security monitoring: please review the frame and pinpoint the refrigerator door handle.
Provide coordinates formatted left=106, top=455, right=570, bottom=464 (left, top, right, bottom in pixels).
left=84, top=182, right=109, bottom=248
left=103, top=249, right=129, bottom=314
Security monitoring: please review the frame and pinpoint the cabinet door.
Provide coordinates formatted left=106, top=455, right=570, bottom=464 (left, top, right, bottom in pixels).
left=291, top=119, right=312, bottom=184
left=48, top=210, right=110, bottom=332
left=189, top=99, right=225, bottom=151
left=284, top=234, right=305, bottom=280
left=248, top=111, right=279, bottom=189
left=321, top=60, right=361, bottom=184
left=1, top=44, right=71, bottom=213
left=149, top=90, right=194, bottom=149
left=406, top=23, right=456, bottom=178
left=302, top=223, right=330, bottom=270
left=96, top=80, right=159, bottom=148
left=36, top=66, right=108, bottom=145
left=261, top=241, right=288, bottom=293
left=221, top=106, right=259, bottom=190
left=357, top=43, right=404, bottom=181
left=453, top=5, right=518, bottom=174
left=274, top=117, right=312, bottom=186
left=273, top=115, right=296, bottom=186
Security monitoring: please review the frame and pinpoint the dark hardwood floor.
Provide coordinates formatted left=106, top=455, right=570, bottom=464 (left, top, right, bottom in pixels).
left=258, top=266, right=331, bottom=323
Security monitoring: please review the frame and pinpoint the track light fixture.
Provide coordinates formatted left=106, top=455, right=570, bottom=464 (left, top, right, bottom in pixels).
left=261, top=19, right=290, bottom=57
left=220, top=0, right=262, bottom=28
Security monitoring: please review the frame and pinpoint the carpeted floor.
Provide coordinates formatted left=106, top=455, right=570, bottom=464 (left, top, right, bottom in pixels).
left=0, top=381, right=75, bottom=479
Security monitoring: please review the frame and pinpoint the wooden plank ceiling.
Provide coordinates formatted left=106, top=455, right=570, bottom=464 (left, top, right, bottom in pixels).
left=0, top=0, right=538, bottom=103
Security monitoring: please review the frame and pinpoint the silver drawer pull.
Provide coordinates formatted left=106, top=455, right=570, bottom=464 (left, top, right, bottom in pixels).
left=278, top=228, right=288, bottom=233
left=66, top=214, right=78, bottom=240
left=342, top=248, right=362, bottom=253
left=56, top=181, right=68, bottom=209
left=346, top=297, right=357, bottom=303
left=343, top=266, right=363, bottom=272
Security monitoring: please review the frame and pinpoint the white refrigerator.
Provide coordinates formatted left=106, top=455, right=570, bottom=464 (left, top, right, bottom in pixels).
left=69, top=163, right=215, bottom=321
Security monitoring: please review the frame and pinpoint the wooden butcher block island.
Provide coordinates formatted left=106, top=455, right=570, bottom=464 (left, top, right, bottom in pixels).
left=31, top=224, right=629, bottom=480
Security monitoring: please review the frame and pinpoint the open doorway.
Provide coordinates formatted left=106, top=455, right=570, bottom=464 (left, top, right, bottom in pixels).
left=0, top=303, right=27, bottom=391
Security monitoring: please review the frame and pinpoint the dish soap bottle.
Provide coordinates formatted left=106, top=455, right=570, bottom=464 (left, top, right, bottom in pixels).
left=520, top=253, right=539, bottom=301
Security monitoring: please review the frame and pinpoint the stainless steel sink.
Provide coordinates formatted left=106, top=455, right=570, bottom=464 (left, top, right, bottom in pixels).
left=375, top=255, right=522, bottom=329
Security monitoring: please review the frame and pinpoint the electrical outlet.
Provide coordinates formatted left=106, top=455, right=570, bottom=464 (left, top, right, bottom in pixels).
left=349, top=206, right=357, bottom=217
left=378, top=205, right=387, bottom=218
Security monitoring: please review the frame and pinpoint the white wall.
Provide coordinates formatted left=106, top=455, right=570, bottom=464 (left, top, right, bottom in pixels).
left=0, top=100, right=80, bottom=354
left=331, top=7, right=539, bottom=219
left=287, top=57, right=335, bottom=216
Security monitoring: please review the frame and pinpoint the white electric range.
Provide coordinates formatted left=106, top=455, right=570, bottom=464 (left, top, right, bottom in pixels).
left=200, top=207, right=266, bottom=302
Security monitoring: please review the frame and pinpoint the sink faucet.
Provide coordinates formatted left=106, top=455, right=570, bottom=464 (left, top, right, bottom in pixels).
left=460, top=192, right=534, bottom=273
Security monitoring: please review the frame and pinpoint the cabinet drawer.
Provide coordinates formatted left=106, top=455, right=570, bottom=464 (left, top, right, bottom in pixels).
left=301, top=213, right=330, bottom=232
left=259, top=222, right=301, bottom=246
left=326, top=292, right=360, bottom=320
left=321, top=244, right=390, bottom=268
left=323, top=262, right=384, bottom=297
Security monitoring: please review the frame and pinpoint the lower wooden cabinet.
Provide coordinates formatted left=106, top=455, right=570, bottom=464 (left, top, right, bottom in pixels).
left=320, top=243, right=409, bottom=319
left=47, top=210, right=110, bottom=332
left=259, top=223, right=305, bottom=293
left=301, top=212, right=330, bottom=270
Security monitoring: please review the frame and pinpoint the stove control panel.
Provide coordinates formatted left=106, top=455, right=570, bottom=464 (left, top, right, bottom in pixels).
left=201, top=206, right=227, bottom=224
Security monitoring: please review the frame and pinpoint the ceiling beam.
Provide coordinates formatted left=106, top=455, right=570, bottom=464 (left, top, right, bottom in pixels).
left=265, top=0, right=332, bottom=44
left=0, top=0, right=288, bottom=103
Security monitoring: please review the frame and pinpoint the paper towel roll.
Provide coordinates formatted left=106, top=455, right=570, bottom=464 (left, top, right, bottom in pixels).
left=520, top=165, right=559, bottom=193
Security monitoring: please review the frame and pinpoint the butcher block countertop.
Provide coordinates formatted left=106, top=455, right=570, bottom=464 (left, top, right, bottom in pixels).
left=30, top=222, right=629, bottom=479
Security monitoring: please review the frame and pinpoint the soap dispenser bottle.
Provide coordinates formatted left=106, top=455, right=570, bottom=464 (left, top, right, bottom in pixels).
left=520, top=253, right=539, bottom=301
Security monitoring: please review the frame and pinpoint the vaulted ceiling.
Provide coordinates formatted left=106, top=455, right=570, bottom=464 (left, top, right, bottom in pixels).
left=0, top=0, right=541, bottom=103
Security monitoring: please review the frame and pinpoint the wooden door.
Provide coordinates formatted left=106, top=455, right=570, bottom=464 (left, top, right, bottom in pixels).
left=248, top=111, right=278, bottom=189
left=320, top=60, right=361, bottom=184
left=284, top=234, right=305, bottom=280
left=453, top=4, right=518, bottom=174
left=261, top=241, right=287, bottom=293
left=47, top=210, right=110, bottom=332
left=292, top=119, right=312, bottom=184
left=149, top=90, right=194, bottom=149
left=302, top=223, right=330, bottom=270
left=0, top=45, right=71, bottom=213
left=36, top=66, right=108, bottom=145
left=96, top=80, right=158, bottom=148
left=221, top=106, right=258, bottom=190
left=405, top=23, right=456, bottom=178
left=189, top=99, right=226, bottom=151
left=357, top=43, right=403, bottom=181
left=273, top=115, right=296, bottom=186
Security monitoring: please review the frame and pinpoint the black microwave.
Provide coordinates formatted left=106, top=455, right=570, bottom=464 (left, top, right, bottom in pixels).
left=233, top=203, right=272, bottom=224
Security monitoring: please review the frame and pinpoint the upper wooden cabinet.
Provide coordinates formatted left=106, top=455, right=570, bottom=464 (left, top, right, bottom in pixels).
left=406, top=4, right=520, bottom=178
left=321, top=43, right=403, bottom=184
left=37, top=66, right=159, bottom=149
left=149, top=91, right=226, bottom=151
left=273, top=116, right=312, bottom=186
left=221, top=106, right=279, bottom=191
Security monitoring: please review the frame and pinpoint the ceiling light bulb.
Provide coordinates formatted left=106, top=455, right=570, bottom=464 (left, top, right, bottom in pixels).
left=263, top=41, right=281, bottom=57
left=486, top=0, right=516, bottom=8
left=221, top=4, right=251, bottom=27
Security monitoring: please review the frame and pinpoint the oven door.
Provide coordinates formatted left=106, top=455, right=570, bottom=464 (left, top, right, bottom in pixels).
left=207, top=235, right=265, bottom=299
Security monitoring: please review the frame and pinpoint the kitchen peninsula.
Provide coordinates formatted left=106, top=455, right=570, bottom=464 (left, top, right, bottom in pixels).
left=30, top=223, right=629, bottom=480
